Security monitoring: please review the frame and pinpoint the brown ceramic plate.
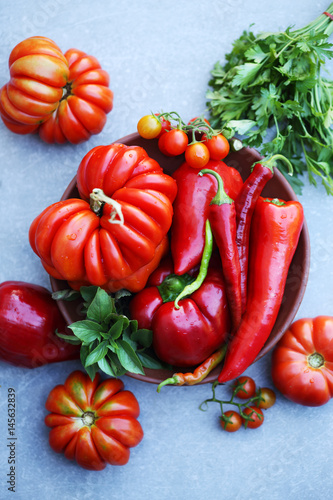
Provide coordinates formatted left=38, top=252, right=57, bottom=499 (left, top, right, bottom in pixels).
left=50, top=133, right=310, bottom=385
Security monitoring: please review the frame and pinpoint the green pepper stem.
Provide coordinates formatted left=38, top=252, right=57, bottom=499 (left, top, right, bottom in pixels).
left=157, top=375, right=181, bottom=392
left=199, top=169, right=233, bottom=205
left=174, top=219, right=213, bottom=309
left=253, top=154, right=293, bottom=175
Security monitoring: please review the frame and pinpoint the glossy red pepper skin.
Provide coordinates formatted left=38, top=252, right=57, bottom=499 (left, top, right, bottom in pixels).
left=235, top=162, right=274, bottom=312
left=0, top=281, right=79, bottom=368
left=129, top=258, right=231, bottom=367
left=171, top=160, right=243, bottom=275
left=201, top=169, right=242, bottom=331
left=218, top=197, right=304, bottom=383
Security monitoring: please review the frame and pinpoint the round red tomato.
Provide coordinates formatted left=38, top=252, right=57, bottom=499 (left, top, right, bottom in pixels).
left=187, top=117, right=211, bottom=128
left=242, top=406, right=264, bottom=429
left=158, top=129, right=188, bottom=156
left=233, top=376, right=256, bottom=399
left=185, top=142, right=210, bottom=169
left=203, top=134, right=230, bottom=160
left=45, top=370, right=143, bottom=471
left=271, top=316, right=333, bottom=406
left=256, top=388, right=276, bottom=409
left=220, top=410, right=242, bottom=432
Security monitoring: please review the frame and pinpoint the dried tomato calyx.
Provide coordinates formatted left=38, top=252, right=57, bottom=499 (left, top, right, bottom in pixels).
left=60, top=81, right=73, bottom=101
left=308, top=352, right=325, bottom=369
left=90, top=188, right=124, bottom=225
left=81, top=411, right=96, bottom=427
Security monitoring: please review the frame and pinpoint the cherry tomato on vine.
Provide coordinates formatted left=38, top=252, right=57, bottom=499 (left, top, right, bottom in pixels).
left=242, top=406, right=264, bottom=429
left=185, top=142, right=210, bottom=169
left=158, top=129, right=188, bottom=156
left=220, top=410, right=242, bottom=432
left=155, top=114, right=171, bottom=137
left=203, top=133, right=230, bottom=160
left=187, top=117, right=211, bottom=127
left=233, top=376, right=256, bottom=399
left=256, top=388, right=276, bottom=410
left=137, top=114, right=162, bottom=139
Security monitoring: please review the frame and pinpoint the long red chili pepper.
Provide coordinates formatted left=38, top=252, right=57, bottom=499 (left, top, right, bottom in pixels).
left=235, top=155, right=293, bottom=313
left=156, top=345, right=227, bottom=391
left=218, top=196, right=304, bottom=383
left=199, top=168, right=242, bottom=331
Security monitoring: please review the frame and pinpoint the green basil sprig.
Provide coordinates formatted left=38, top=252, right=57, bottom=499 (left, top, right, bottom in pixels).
left=53, top=286, right=169, bottom=380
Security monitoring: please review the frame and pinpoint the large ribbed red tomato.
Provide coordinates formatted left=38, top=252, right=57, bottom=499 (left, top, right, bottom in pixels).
left=45, top=371, right=143, bottom=471
left=271, top=316, right=333, bottom=407
left=38, top=48, right=113, bottom=144
left=29, top=143, right=177, bottom=293
left=0, top=36, right=113, bottom=143
left=0, top=36, right=68, bottom=134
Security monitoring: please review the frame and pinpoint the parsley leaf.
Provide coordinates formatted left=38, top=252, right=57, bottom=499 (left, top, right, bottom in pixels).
left=207, top=6, right=333, bottom=194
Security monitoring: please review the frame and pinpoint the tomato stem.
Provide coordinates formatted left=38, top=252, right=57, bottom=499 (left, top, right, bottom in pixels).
left=199, top=381, right=265, bottom=423
left=81, top=411, right=96, bottom=427
left=90, top=188, right=124, bottom=225
left=308, top=352, right=325, bottom=368
left=60, top=81, right=73, bottom=102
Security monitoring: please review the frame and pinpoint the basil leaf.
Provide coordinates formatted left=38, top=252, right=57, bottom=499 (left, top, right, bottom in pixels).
left=97, top=357, right=117, bottom=377
left=80, top=344, right=90, bottom=366
left=117, top=340, right=145, bottom=375
left=131, top=328, right=153, bottom=348
left=86, top=288, right=113, bottom=323
left=137, top=351, right=169, bottom=370
left=56, top=332, right=82, bottom=345
left=79, top=286, right=99, bottom=305
left=108, top=318, right=126, bottom=340
left=52, top=289, right=81, bottom=302
left=85, top=362, right=99, bottom=381
left=107, top=352, right=127, bottom=377
left=85, top=340, right=109, bottom=367
left=68, top=320, right=103, bottom=343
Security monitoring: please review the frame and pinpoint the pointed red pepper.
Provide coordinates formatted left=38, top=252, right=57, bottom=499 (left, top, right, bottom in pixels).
left=235, top=155, right=293, bottom=312
left=199, top=168, right=242, bottom=331
left=218, top=196, right=304, bottom=383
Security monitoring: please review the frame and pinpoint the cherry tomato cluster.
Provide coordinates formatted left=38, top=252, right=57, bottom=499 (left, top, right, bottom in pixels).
left=137, top=112, right=230, bottom=169
left=200, top=376, right=276, bottom=432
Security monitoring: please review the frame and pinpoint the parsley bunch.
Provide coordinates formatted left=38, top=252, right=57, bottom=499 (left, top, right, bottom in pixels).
left=207, top=5, right=333, bottom=194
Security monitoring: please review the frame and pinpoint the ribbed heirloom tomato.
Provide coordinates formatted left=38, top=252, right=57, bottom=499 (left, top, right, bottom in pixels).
left=29, top=143, right=177, bottom=293
left=45, top=371, right=143, bottom=471
left=271, top=316, right=333, bottom=407
left=0, top=36, right=113, bottom=143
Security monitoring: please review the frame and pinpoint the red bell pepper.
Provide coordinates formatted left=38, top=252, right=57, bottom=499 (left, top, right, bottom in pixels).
left=171, top=159, right=243, bottom=275
left=0, top=281, right=79, bottom=368
left=130, top=222, right=231, bottom=367
left=218, top=196, right=304, bottom=383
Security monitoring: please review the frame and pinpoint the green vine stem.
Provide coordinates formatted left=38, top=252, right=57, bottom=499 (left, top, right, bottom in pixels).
left=155, top=111, right=224, bottom=141
left=199, top=380, right=267, bottom=425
